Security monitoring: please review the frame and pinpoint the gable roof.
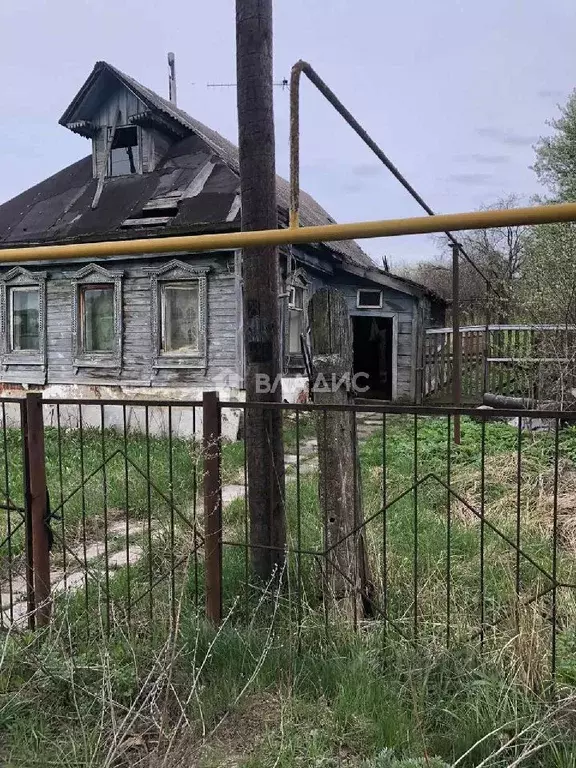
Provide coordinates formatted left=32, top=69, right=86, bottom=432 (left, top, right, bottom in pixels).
left=59, top=61, right=373, bottom=270
left=0, top=61, right=443, bottom=301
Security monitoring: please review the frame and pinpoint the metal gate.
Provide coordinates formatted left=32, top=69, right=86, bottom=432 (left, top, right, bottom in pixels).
left=0, top=399, right=34, bottom=630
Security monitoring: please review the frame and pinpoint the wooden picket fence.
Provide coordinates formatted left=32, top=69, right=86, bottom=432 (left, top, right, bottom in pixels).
left=423, top=324, right=576, bottom=403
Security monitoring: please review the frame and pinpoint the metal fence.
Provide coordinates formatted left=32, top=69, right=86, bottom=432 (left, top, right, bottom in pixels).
left=216, top=399, right=576, bottom=680
left=0, top=399, right=32, bottom=628
left=1, top=393, right=575, bottom=681
left=0, top=395, right=207, bottom=635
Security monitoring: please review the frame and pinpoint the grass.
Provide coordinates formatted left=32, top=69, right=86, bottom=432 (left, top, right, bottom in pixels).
left=2, top=412, right=576, bottom=765
left=0, top=424, right=247, bottom=563
left=2, top=595, right=576, bottom=766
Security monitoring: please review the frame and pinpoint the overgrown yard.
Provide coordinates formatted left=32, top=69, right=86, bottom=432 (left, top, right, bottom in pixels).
left=2, top=413, right=576, bottom=766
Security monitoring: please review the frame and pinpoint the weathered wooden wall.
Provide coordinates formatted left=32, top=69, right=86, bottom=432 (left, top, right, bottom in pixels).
left=92, top=87, right=146, bottom=177
left=90, top=86, right=176, bottom=178
left=0, top=247, right=433, bottom=404
left=287, top=261, right=420, bottom=401
left=0, top=253, right=239, bottom=388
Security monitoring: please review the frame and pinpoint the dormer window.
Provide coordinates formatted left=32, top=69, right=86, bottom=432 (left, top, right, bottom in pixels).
left=108, top=126, right=140, bottom=176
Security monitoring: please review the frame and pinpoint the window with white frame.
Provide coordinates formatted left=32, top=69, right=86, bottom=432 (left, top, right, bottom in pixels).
left=161, top=282, right=200, bottom=355
left=0, top=267, right=47, bottom=368
left=357, top=289, right=382, bottom=309
left=9, top=286, right=40, bottom=351
left=146, top=260, right=209, bottom=369
left=79, top=284, right=115, bottom=353
left=69, top=264, right=123, bottom=368
left=288, top=284, right=305, bottom=355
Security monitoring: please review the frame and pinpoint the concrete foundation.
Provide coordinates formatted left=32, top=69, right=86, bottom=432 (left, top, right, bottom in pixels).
left=0, top=377, right=308, bottom=440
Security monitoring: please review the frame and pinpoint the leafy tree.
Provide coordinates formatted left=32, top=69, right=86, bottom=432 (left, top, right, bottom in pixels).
left=524, top=90, right=576, bottom=323
left=519, top=222, right=576, bottom=325
left=533, top=89, right=576, bottom=201
left=399, top=196, right=527, bottom=323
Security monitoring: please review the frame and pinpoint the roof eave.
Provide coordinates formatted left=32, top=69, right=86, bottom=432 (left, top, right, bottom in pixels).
left=337, top=261, right=447, bottom=303
left=59, top=61, right=108, bottom=127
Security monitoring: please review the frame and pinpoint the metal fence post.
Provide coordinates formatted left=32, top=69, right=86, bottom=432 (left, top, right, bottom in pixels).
left=21, top=400, right=36, bottom=629
left=203, top=391, right=222, bottom=624
left=451, top=242, right=462, bottom=445
left=25, top=393, right=51, bottom=627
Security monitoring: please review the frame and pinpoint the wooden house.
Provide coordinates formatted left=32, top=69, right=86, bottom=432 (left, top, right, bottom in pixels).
left=0, top=61, right=445, bottom=419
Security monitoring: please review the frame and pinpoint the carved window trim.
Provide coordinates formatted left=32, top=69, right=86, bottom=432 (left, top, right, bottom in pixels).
left=0, top=267, right=47, bottom=370
left=285, top=268, right=310, bottom=368
left=145, top=260, right=209, bottom=370
left=67, top=263, right=123, bottom=370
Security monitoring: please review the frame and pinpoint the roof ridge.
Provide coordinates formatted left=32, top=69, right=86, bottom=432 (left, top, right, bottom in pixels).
left=57, top=61, right=421, bottom=274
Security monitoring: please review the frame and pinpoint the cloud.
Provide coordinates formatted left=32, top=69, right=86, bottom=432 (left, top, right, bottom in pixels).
left=341, top=181, right=363, bottom=193
left=537, top=88, right=564, bottom=100
left=454, top=153, right=509, bottom=165
left=351, top=163, right=381, bottom=178
left=447, top=172, right=493, bottom=186
left=476, top=127, right=539, bottom=147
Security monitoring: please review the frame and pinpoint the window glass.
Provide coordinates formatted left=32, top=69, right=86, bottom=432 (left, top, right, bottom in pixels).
left=289, top=309, right=304, bottom=354
left=81, top=285, right=115, bottom=352
left=289, top=286, right=304, bottom=310
left=288, top=286, right=305, bottom=354
left=108, top=126, right=139, bottom=177
left=358, top=289, right=382, bottom=308
left=162, top=283, right=199, bottom=354
left=10, top=287, right=39, bottom=351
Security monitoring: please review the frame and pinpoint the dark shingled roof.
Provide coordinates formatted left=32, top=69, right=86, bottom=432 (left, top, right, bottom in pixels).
left=0, top=61, right=444, bottom=301
left=0, top=61, right=373, bottom=267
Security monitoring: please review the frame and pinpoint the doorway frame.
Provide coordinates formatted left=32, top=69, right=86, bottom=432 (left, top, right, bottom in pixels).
left=350, top=312, right=398, bottom=401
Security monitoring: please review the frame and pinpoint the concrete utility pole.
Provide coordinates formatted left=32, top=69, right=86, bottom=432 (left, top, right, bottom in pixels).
left=235, top=0, right=286, bottom=581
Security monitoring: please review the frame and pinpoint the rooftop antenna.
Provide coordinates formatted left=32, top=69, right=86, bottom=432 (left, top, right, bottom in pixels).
left=207, top=78, right=288, bottom=90
left=168, top=52, right=177, bottom=105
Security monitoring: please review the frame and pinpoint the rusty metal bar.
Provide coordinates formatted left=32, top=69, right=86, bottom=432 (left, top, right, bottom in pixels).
left=1, top=203, right=576, bottom=263
left=203, top=391, right=222, bottom=624
left=289, top=60, right=500, bottom=291
left=289, top=63, right=302, bottom=229
left=25, top=393, right=51, bottom=627
left=452, top=243, right=461, bottom=444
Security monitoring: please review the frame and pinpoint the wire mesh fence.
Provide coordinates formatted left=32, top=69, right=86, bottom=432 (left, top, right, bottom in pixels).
left=1, top=394, right=575, bottom=683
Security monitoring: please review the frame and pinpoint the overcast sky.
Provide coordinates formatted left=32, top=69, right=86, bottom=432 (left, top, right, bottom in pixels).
left=1, top=0, right=575, bottom=267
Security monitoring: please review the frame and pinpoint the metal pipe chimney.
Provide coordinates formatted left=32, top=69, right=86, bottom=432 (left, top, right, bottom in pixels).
left=168, top=52, right=177, bottom=105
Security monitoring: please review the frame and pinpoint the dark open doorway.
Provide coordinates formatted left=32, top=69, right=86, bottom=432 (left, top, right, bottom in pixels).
left=352, top=316, right=394, bottom=400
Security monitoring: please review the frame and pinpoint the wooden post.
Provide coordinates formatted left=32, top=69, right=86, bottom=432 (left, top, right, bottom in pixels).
left=203, top=391, right=222, bottom=624
left=309, top=288, right=371, bottom=620
left=236, top=0, right=286, bottom=581
left=25, top=393, right=51, bottom=627
left=483, top=310, right=490, bottom=396
left=451, top=243, right=462, bottom=444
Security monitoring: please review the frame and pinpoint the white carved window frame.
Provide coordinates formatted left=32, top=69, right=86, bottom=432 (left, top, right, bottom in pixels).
left=145, top=259, right=209, bottom=371
left=0, top=267, right=47, bottom=370
left=285, top=268, right=310, bottom=366
left=68, top=263, right=123, bottom=371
